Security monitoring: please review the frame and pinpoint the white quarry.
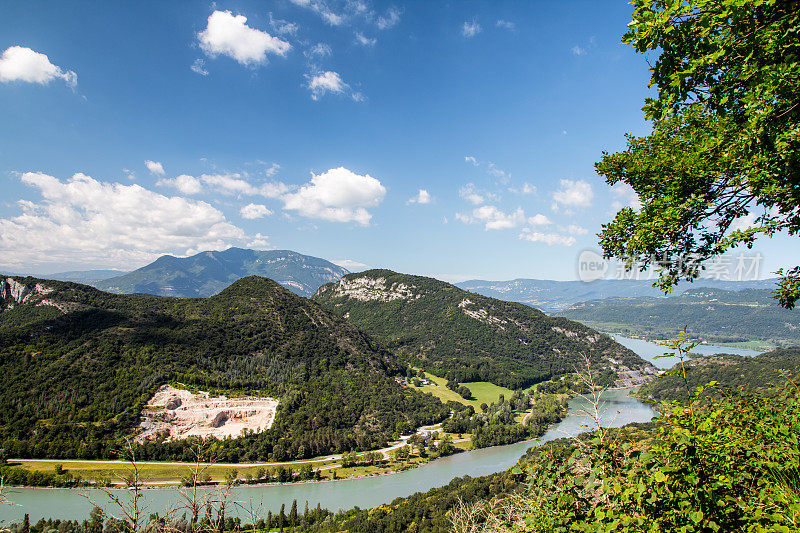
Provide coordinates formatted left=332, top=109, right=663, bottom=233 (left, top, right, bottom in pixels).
left=137, top=385, right=279, bottom=442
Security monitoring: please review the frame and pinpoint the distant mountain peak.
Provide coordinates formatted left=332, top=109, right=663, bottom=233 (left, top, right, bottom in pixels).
left=93, top=248, right=349, bottom=298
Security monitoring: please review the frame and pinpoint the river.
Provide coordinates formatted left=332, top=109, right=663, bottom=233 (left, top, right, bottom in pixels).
left=610, top=334, right=762, bottom=369
left=0, top=337, right=755, bottom=523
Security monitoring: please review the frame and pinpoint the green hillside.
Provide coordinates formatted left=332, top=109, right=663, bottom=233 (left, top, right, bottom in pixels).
left=313, top=269, right=654, bottom=389
left=0, top=275, right=447, bottom=461
left=562, top=288, right=800, bottom=346
left=94, top=248, right=349, bottom=297
left=636, top=346, right=800, bottom=402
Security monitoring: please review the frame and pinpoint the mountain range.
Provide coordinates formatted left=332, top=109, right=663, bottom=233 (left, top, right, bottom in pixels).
left=561, top=287, right=799, bottom=346
left=313, top=269, right=655, bottom=389
left=0, top=274, right=445, bottom=461
left=93, top=248, right=349, bottom=298
left=457, top=278, right=779, bottom=313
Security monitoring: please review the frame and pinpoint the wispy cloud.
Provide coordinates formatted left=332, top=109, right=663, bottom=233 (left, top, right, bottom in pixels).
left=462, top=19, right=482, bottom=38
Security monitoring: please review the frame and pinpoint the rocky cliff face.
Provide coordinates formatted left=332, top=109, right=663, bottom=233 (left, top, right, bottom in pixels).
left=0, top=277, right=58, bottom=311
left=315, top=275, right=424, bottom=302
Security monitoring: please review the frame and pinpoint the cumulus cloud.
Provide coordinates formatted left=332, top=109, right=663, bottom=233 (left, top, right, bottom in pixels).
left=552, top=179, right=593, bottom=211
left=200, top=173, right=288, bottom=198
left=567, top=224, right=588, bottom=235
left=240, top=203, right=273, bottom=219
left=519, top=228, right=576, bottom=246
left=145, top=160, right=165, bottom=176
left=0, top=172, right=246, bottom=268
left=528, top=213, right=552, bottom=226
left=157, top=174, right=203, bottom=195
left=457, top=205, right=527, bottom=231
left=247, top=232, right=271, bottom=248
left=306, top=70, right=348, bottom=100
left=331, top=258, right=368, bottom=270
left=282, top=167, right=386, bottom=225
left=462, top=19, right=482, bottom=38
left=407, top=189, right=432, bottom=205
left=198, top=10, right=291, bottom=66
left=355, top=32, right=377, bottom=46
left=459, top=183, right=497, bottom=206
left=0, top=46, right=76, bottom=88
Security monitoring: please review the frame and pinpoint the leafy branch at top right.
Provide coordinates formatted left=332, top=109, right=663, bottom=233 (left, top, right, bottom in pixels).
left=596, top=0, right=800, bottom=308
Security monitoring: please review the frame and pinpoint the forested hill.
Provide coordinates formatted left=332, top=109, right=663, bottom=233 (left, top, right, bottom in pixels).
left=94, top=248, right=349, bottom=298
left=0, top=275, right=447, bottom=460
left=637, top=346, right=800, bottom=402
left=312, top=270, right=655, bottom=389
left=562, top=288, right=800, bottom=346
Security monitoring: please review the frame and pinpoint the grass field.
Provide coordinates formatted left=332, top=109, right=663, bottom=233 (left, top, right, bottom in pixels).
left=14, top=459, right=339, bottom=484
left=414, top=369, right=514, bottom=411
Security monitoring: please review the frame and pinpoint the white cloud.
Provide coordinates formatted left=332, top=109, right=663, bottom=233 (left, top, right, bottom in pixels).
left=145, top=160, right=165, bottom=176
left=571, top=45, right=586, bottom=56
left=282, top=167, right=386, bottom=225
left=567, top=224, right=588, bottom=235
left=610, top=182, right=642, bottom=211
left=408, top=189, right=432, bottom=205
left=521, top=182, right=537, bottom=194
left=465, top=155, right=479, bottom=166
left=190, top=58, right=209, bottom=75
left=200, top=173, right=288, bottom=198
left=459, top=183, right=497, bottom=206
left=528, top=213, right=551, bottom=226
left=496, top=20, right=515, bottom=31
left=305, top=43, right=332, bottom=58
left=0, top=46, right=76, bottom=88
left=290, top=0, right=345, bottom=26
left=0, top=172, right=246, bottom=268
left=458, top=205, right=527, bottom=231
left=487, top=162, right=509, bottom=184
left=552, top=179, right=593, bottom=211
left=519, top=228, right=576, bottom=246
left=306, top=70, right=348, bottom=100
left=355, top=32, right=377, bottom=46
left=268, top=13, right=299, bottom=35
left=377, top=7, right=401, bottom=29
left=264, top=163, right=281, bottom=177
left=198, top=10, right=291, bottom=66
left=247, top=232, right=271, bottom=248
left=331, top=258, right=368, bottom=270
left=462, top=19, right=482, bottom=38
left=240, top=203, right=273, bottom=219
left=157, top=174, right=203, bottom=195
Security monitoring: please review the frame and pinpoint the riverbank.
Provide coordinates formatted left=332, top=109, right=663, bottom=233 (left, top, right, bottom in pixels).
left=0, top=389, right=657, bottom=523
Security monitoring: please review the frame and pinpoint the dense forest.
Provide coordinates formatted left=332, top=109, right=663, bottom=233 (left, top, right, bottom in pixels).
left=563, top=288, right=800, bottom=346
left=313, top=270, right=653, bottom=389
left=637, top=346, right=800, bottom=402
left=0, top=275, right=448, bottom=461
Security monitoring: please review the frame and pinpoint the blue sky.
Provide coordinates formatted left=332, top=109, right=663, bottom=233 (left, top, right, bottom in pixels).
left=1, top=1, right=797, bottom=282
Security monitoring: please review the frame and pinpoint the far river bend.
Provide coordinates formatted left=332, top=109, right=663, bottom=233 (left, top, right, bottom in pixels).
left=0, top=337, right=760, bottom=522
